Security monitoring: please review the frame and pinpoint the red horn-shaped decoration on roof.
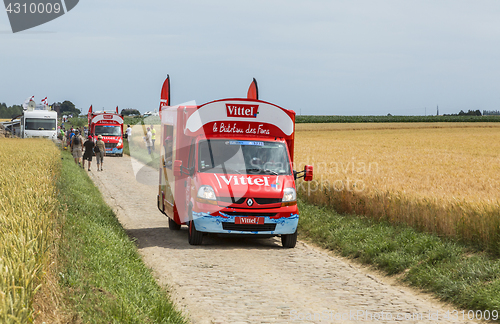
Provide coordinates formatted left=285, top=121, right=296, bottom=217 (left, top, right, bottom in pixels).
left=160, top=74, right=170, bottom=112
left=247, top=78, right=259, bottom=100
left=87, top=105, right=92, bottom=122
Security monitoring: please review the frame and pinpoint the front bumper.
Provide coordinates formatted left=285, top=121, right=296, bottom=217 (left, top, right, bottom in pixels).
left=192, top=210, right=299, bottom=235
left=106, top=147, right=123, bottom=155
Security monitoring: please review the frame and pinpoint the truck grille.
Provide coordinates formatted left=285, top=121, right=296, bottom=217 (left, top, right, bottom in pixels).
left=222, top=223, right=277, bottom=232
left=217, top=197, right=246, bottom=204
left=254, top=198, right=282, bottom=204
left=217, top=197, right=281, bottom=205
left=221, top=212, right=277, bottom=217
left=105, top=143, right=117, bottom=149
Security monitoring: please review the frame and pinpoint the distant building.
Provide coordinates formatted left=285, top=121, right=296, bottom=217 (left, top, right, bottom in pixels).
left=143, top=109, right=159, bottom=117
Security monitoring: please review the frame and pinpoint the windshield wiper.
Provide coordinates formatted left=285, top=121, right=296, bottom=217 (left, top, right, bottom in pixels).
left=244, top=168, right=262, bottom=174
left=263, top=169, right=278, bottom=175
left=210, top=166, right=241, bottom=174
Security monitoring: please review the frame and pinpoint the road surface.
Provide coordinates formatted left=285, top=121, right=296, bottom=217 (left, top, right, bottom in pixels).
left=88, top=154, right=481, bottom=324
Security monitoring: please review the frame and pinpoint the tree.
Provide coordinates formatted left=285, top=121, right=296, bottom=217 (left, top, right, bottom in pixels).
left=60, top=100, right=80, bottom=116
left=121, top=108, right=141, bottom=116
left=0, top=104, right=23, bottom=119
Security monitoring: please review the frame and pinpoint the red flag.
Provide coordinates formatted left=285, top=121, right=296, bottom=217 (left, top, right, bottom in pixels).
left=116, top=106, right=119, bottom=114
left=247, top=78, right=258, bottom=100
left=87, top=105, right=92, bottom=124
left=159, top=74, right=170, bottom=111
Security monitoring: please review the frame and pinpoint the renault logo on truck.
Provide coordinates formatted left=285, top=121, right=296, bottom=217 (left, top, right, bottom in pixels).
left=226, top=104, right=259, bottom=118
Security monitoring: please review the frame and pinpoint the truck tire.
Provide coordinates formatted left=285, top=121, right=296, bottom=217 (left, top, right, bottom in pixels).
left=281, top=230, right=297, bottom=248
left=188, top=220, right=203, bottom=245
left=169, top=217, right=181, bottom=231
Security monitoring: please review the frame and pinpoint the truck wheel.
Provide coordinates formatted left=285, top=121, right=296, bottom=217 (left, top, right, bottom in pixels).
left=188, top=221, right=203, bottom=245
left=169, top=217, right=181, bottom=231
left=281, top=230, right=297, bottom=248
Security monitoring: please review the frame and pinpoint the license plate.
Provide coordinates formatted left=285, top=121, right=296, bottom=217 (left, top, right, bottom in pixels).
left=235, top=216, right=264, bottom=225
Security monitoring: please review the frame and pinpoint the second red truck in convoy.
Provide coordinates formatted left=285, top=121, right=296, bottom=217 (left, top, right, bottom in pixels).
left=87, top=105, right=124, bottom=156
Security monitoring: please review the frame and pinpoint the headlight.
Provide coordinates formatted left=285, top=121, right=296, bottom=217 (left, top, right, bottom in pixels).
left=197, top=185, right=217, bottom=203
left=282, top=187, right=297, bottom=202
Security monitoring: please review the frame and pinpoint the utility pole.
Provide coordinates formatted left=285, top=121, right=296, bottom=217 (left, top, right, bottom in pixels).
left=437, top=105, right=439, bottom=116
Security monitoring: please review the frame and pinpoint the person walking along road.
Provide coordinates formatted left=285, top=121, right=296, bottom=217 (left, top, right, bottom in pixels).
left=95, top=135, right=106, bottom=171
left=145, top=127, right=152, bottom=155
left=83, top=135, right=95, bottom=171
left=150, top=125, right=156, bottom=151
left=71, top=130, right=84, bottom=167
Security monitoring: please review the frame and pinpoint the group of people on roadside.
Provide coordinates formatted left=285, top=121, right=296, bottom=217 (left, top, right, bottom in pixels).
left=70, top=130, right=106, bottom=171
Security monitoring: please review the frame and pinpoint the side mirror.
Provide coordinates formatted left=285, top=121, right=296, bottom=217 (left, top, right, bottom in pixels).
left=303, top=165, right=313, bottom=181
left=173, top=160, right=182, bottom=177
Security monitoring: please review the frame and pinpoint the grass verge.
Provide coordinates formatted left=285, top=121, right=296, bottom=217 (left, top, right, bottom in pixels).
left=56, top=150, right=186, bottom=323
left=297, top=199, right=500, bottom=318
left=123, top=139, right=161, bottom=169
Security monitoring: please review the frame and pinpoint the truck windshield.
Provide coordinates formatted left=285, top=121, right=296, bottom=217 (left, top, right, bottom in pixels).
left=25, top=118, right=56, bottom=130
left=198, top=140, right=291, bottom=175
left=94, top=125, right=121, bottom=136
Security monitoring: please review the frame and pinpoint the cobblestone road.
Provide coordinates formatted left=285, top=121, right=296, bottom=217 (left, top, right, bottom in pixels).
left=89, top=155, right=483, bottom=324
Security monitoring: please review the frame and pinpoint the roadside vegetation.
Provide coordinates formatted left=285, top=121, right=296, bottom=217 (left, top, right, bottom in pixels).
left=0, top=139, right=60, bottom=323
left=297, top=200, right=500, bottom=317
left=296, top=115, right=500, bottom=123
left=55, top=150, right=186, bottom=323
left=295, top=123, right=500, bottom=254
left=0, top=138, right=185, bottom=323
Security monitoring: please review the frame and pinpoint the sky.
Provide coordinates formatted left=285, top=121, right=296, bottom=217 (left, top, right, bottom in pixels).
left=1, top=0, right=500, bottom=116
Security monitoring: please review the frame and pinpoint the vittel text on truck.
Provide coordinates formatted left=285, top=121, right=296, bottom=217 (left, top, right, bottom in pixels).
left=157, top=76, right=313, bottom=248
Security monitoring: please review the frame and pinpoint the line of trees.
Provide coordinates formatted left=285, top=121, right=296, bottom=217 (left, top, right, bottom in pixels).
left=0, top=100, right=81, bottom=119
left=443, top=109, right=482, bottom=116
left=0, top=103, right=23, bottom=119
left=53, top=101, right=81, bottom=117
left=121, top=108, right=141, bottom=116
left=483, top=110, right=500, bottom=116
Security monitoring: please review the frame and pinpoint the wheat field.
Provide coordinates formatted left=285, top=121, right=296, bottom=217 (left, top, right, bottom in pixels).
left=0, top=138, right=60, bottom=323
left=295, top=123, right=500, bottom=253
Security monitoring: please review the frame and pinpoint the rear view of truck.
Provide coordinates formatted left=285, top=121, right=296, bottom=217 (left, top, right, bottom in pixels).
left=157, top=76, right=313, bottom=248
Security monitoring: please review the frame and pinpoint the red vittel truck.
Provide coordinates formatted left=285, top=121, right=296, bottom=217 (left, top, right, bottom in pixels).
left=157, top=76, right=313, bottom=248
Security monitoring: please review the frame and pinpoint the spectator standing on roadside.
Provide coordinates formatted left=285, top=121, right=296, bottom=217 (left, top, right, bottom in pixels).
left=83, top=135, right=95, bottom=171
left=71, top=130, right=84, bottom=167
left=145, top=127, right=152, bottom=155
left=126, top=125, right=132, bottom=142
left=66, top=129, right=75, bottom=147
left=95, top=135, right=106, bottom=171
left=150, top=125, right=156, bottom=151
